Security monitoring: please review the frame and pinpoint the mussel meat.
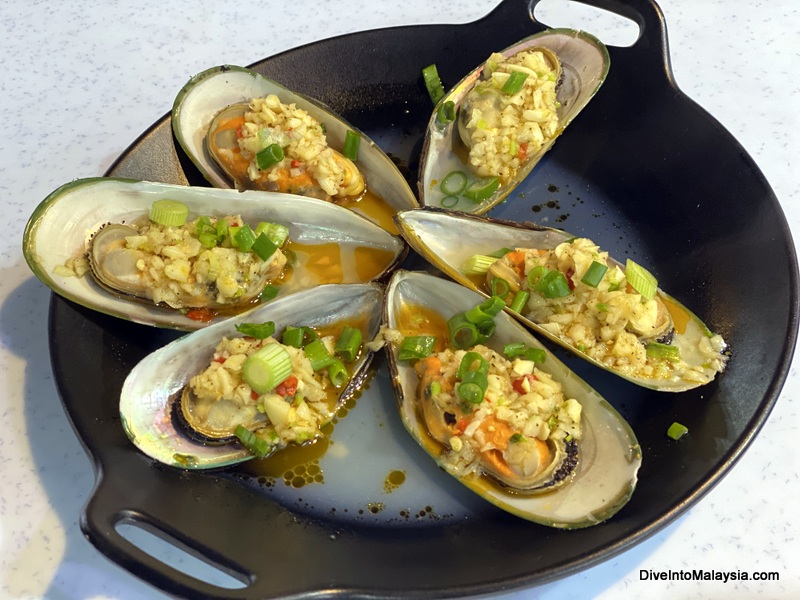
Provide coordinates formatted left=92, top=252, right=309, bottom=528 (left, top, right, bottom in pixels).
left=120, top=282, right=383, bottom=469
left=418, top=29, right=610, bottom=214
left=394, top=208, right=729, bottom=392
left=23, top=178, right=405, bottom=330
left=171, top=65, right=419, bottom=232
left=383, top=270, right=641, bottom=528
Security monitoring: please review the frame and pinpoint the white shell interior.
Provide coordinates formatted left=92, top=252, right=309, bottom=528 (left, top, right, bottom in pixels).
left=171, top=66, right=419, bottom=214
left=24, top=178, right=404, bottom=330
left=384, top=270, right=641, bottom=528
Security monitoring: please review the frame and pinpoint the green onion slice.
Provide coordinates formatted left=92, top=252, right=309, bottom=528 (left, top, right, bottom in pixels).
left=457, top=382, right=484, bottom=404
left=463, top=176, right=500, bottom=202
left=256, top=143, right=285, bottom=170
left=581, top=261, right=608, bottom=288
left=509, top=290, right=530, bottom=313
left=646, top=342, right=681, bottom=362
left=343, top=130, right=360, bottom=161
left=462, top=254, right=496, bottom=275
left=488, top=247, right=512, bottom=259
left=327, top=358, right=349, bottom=388
left=667, top=421, right=689, bottom=440
left=235, top=321, right=276, bottom=339
left=447, top=314, right=479, bottom=349
left=251, top=233, right=278, bottom=261
left=281, top=325, right=305, bottom=348
left=526, top=266, right=548, bottom=288
left=625, top=259, right=658, bottom=301
left=538, top=270, right=572, bottom=298
left=234, top=224, right=257, bottom=252
left=440, top=170, right=468, bottom=195
left=398, top=335, right=437, bottom=361
left=242, top=343, right=293, bottom=394
left=490, top=277, right=510, bottom=298
left=197, top=232, right=218, bottom=249
left=255, top=222, right=289, bottom=247
left=422, top=63, right=445, bottom=104
left=441, top=195, right=459, bottom=208
left=436, top=100, right=456, bottom=123
left=234, top=425, right=272, bottom=458
left=501, top=71, right=529, bottom=95
left=149, top=199, right=189, bottom=227
left=258, top=285, right=280, bottom=302
left=335, top=326, right=363, bottom=362
left=304, top=339, right=335, bottom=371
left=457, top=352, right=488, bottom=379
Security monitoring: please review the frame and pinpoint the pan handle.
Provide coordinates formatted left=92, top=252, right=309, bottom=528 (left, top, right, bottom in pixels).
left=81, top=466, right=254, bottom=600
left=485, top=0, right=670, bottom=70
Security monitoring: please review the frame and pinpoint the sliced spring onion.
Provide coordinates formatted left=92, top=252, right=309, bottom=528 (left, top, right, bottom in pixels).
left=447, top=314, right=479, bottom=349
left=646, top=342, right=681, bottom=362
left=581, top=260, right=608, bottom=288
left=457, top=382, right=484, bottom=404
left=343, top=130, right=360, bottom=161
left=667, top=421, right=689, bottom=440
left=281, top=325, right=305, bottom=348
left=488, top=247, right=513, bottom=258
left=327, top=358, right=349, bottom=388
left=441, top=194, right=459, bottom=208
left=440, top=170, right=468, bottom=195
left=256, top=143, right=285, bottom=170
left=149, top=200, right=189, bottom=227
left=436, top=100, right=456, bottom=123
left=255, top=222, right=289, bottom=247
left=462, top=254, right=496, bottom=275
left=475, top=318, right=495, bottom=341
left=526, top=265, right=548, bottom=288
left=216, top=219, right=229, bottom=239
left=463, top=176, right=500, bottom=202
left=304, top=339, right=335, bottom=371
left=422, top=63, right=445, bottom=104
left=625, top=259, right=658, bottom=301
left=228, top=225, right=241, bottom=248
left=241, top=343, right=293, bottom=394
left=196, top=215, right=214, bottom=235
left=251, top=233, right=278, bottom=261
left=258, top=285, right=280, bottom=302
left=235, top=321, right=276, bottom=339
left=397, top=335, right=437, bottom=361
left=464, top=300, right=499, bottom=324
left=503, top=343, right=546, bottom=363
left=538, top=270, right=572, bottom=298
left=457, top=352, right=488, bottom=379
left=501, top=71, right=529, bottom=95
left=335, top=326, right=363, bottom=362
left=234, top=425, right=271, bottom=458
left=197, top=232, right=218, bottom=249
left=490, top=277, right=510, bottom=298
left=509, top=290, right=530, bottom=313
left=234, top=224, right=257, bottom=252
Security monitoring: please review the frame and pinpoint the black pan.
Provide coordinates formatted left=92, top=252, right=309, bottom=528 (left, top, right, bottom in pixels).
left=49, top=0, right=798, bottom=597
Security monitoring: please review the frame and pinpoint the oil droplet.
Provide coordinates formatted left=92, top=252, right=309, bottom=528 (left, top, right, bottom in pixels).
left=368, top=502, right=385, bottom=514
left=383, top=470, right=406, bottom=493
left=547, top=184, right=559, bottom=193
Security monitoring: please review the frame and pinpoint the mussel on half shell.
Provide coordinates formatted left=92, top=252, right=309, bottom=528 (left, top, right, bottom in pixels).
left=383, top=270, right=641, bottom=528
left=23, top=178, right=405, bottom=330
left=418, top=29, right=610, bottom=214
left=120, top=283, right=384, bottom=469
left=395, top=208, right=729, bottom=392
left=171, top=65, right=419, bottom=233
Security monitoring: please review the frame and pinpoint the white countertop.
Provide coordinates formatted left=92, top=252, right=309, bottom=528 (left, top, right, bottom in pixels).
left=3, top=0, right=798, bottom=598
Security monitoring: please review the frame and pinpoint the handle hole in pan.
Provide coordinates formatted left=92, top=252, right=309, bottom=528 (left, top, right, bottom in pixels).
left=116, top=521, right=249, bottom=590
left=533, top=0, right=641, bottom=47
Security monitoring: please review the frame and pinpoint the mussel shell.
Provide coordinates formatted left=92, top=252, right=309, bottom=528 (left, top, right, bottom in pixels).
left=120, top=282, right=384, bottom=469
left=418, top=29, right=610, bottom=214
left=395, top=208, right=728, bottom=392
left=171, top=65, right=419, bottom=219
left=384, top=270, right=641, bottom=528
left=23, top=177, right=405, bottom=331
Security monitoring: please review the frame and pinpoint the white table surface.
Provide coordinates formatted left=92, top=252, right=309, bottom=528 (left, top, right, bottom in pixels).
left=3, top=0, right=798, bottom=598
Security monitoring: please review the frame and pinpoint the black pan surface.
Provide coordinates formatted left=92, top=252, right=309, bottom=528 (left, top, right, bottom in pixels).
left=48, top=0, right=798, bottom=598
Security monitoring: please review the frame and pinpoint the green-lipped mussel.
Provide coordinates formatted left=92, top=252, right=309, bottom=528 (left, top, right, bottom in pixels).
left=418, top=29, right=609, bottom=214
